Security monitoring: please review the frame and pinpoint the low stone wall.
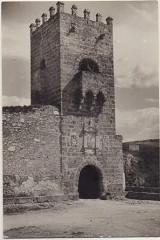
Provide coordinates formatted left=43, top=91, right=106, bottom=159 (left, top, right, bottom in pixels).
left=126, top=186, right=160, bottom=193
left=123, top=140, right=159, bottom=201
left=123, top=140, right=159, bottom=188
left=3, top=193, right=78, bottom=214
left=125, top=186, right=160, bottom=201
left=3, top=105, right=62, bottom=200
left=3, top=175, right=62, bottom=199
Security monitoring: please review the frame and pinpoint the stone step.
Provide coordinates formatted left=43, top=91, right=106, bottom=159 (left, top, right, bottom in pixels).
left=126, top=191, right=160, bottom=201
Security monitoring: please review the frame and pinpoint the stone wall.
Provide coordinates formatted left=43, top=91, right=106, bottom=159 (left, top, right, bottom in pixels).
left=61, top=115, right=124, bottom=197
left=60, top=12, right=115, bottom=124
left=3, top=3, right=125, bottom=205
left=31, top=9, right=115, bottom=120
left=3, top=106, right=124, bottom=200
left=3, top=106, right=62, bottom=199
left=31, top=15, right=61, bottom=106
left=59, top=11, right=123, bottom=197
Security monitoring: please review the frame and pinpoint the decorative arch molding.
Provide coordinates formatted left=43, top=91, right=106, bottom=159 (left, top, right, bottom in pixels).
left=79, top=58, right=99, bottom=73
left=74, top=158, right=106, bottom=193
left=73, top=54, right=102, bottom=73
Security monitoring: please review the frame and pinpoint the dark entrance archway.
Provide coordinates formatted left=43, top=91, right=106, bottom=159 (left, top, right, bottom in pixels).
left=78, top=165, right=103, bottom=199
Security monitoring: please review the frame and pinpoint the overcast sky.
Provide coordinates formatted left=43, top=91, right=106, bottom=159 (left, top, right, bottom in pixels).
left=2, top=1, right=159, bottom=142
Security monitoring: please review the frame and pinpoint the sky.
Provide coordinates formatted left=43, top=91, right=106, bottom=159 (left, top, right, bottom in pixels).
left=2, top=1, right=159, bottom=142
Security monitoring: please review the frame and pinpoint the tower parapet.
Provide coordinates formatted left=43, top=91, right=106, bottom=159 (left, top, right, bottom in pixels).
left=96, top=13, right=102, bottom=22
left=35, top=18, right=40, bottom=28
left=41, top=13, right=47, bottom=24
left=56, top=1, right=64, bottom=14
left=106, top=17, right=113, bottom=25
left=71, top=4, right=78, bottom=16
left=29, top=2, right=113, bottom=35
left=49, top=6, right=55, bottom=18
left=83, top=9, right=90, bottom=20
left=29, top=23, right=36, bottom=33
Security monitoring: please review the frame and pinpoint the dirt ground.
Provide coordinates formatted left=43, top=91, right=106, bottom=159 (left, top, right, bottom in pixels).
left=3, top=199, right=160, bottom=238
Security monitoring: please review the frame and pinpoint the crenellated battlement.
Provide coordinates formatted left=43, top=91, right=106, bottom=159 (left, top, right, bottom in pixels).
left=29, top=1, right=113, bottom=34
left=30, top=1, right=114, bottom=111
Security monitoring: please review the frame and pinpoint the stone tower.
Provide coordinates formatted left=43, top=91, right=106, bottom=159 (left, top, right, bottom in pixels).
left=30, top=2, right=124, bottom=198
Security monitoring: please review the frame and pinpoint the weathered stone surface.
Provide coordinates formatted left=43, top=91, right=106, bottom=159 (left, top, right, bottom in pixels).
left=3, top=106, right=62, bottom=198
left=3, top=4, right=124, bottom=204
left=8, top=146, right=16, bottom=152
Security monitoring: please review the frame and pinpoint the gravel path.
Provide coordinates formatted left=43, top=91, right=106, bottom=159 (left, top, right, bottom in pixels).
left=4, top=199, right=160, bottom=238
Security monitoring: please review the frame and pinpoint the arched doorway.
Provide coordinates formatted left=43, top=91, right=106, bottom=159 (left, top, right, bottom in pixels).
left=78, top=165, right=103, bottom=199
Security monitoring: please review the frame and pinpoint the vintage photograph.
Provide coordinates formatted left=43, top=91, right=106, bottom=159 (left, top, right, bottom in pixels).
left=2, top=0, right=159, bottom=238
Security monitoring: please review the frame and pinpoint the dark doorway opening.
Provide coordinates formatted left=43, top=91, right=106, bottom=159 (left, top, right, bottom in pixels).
left=78, top=165, right=103, bottom=199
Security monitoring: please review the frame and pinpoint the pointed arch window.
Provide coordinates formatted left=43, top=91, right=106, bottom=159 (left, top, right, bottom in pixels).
left=84, top=90, right=94, bottom=111
left=40, top=58, right=46, bottom=70
left=96, top=91, right=105, bottom=107
left=74, top=88, right=82, bottom=110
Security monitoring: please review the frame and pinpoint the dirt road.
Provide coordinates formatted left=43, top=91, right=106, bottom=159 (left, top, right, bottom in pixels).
left=4, top=199, right=160, bottom=238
